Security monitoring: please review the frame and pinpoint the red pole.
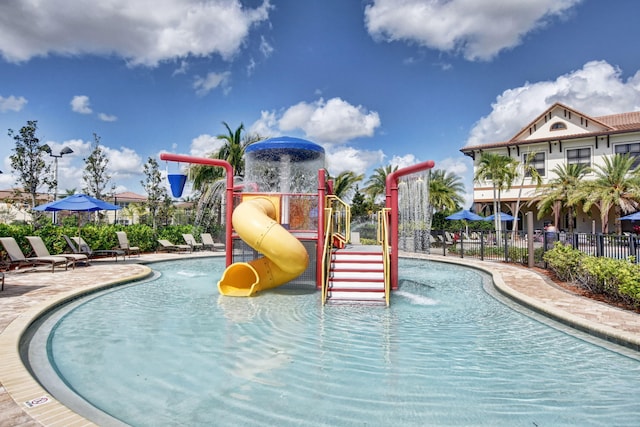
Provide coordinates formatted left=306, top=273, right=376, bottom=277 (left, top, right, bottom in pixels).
left=316, top=169, right=327, bottom=289
left=385, top=160, right=435, bottom=290
left=159, top=153, right=234, bottom=267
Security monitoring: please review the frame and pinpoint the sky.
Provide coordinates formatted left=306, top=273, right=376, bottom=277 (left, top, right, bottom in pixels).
left=2, top=0, right=640, bottom=207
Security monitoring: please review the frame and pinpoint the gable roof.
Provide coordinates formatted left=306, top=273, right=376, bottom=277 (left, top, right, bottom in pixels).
left=462, top=102, right=640, bottom=154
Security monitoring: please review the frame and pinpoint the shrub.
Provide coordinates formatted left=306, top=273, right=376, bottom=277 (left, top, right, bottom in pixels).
left=543, top=242, right=585, bottom=282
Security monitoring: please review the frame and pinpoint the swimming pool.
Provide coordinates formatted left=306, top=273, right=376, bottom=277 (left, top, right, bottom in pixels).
left=29, top=257, right=640, bottom=426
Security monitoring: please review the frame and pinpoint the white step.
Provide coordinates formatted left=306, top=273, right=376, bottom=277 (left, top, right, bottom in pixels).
left=331, top=253, right=383, bottom=262
left=331, top=271, right=384, bottom=280
left=328, top=280, right=385, bottom=290
left=328, top=291, right=386, bottom=301
left=331, top=261, right=383, bottom=271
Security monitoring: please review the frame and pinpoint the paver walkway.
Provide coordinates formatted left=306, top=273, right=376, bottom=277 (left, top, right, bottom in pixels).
left=1, top=251, right=639, bottom=426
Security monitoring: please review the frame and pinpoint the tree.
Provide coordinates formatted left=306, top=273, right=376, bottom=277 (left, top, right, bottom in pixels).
left=350, top=186, right=368, bottom=219
left=575, top=154, right=640, bottom=234
left=531, top=163, right=588, bottom=233
left=141, top=157, right=167, bottom=229
left=429, top=169, right=464, bottom=213
left=82, top=133, right=111, bottom=200
left=511, top=151, right=543, bottom=234
left=363, top=165, right=398, bottom=207
left=474, top=153, right=517, bottom=232
left=330, top=170, right=364, bottom=201
left=8, top=120, right=54, bottom=211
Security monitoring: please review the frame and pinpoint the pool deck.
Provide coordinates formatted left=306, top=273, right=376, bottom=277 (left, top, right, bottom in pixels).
left=1, top=250, right=640, bottom=426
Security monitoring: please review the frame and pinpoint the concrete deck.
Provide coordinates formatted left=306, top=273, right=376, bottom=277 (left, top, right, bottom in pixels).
left=1, top=251, right=639, bottom=426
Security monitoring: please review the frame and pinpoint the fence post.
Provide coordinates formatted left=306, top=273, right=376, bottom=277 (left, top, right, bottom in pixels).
left=527, top=212, right=534, bottom=268
left=596, top=233, right=604, bottom=257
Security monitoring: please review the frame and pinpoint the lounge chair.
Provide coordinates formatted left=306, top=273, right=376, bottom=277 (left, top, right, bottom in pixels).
left=116, top=231, right=141, bottom=258
left=200, top=233, right=225, bottom=251
left=182, top=234, right=203, bottom=251
left=64, top=235, right=124, bottom=261
left=157, top=239, right=191, bottom=253
left=0, top=237, right=70, bottom=272
left=26, top=236, right=90, bottom=269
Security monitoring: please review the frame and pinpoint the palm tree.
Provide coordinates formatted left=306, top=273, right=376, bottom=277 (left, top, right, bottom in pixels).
left=512, top=151, right=543, bottom=234
left=575, top=154, right=640, bottom=234
left=363, top=165, right=398, bottom=207
left=188, top=122, right=263, bottom=228
left=474, top=153, right=517, bottom=232
left=330, top=171, right=364, bottom=201
left=429, top=169, right=464, bottom=213
left=531, top=163, right=588, bottom=233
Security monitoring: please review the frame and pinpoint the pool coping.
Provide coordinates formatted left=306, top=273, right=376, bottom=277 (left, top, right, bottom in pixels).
left=1, top=252, right=640, bottom=426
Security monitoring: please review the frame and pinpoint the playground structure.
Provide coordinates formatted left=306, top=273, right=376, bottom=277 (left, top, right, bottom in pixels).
left=160, top=137, right=434, bottom=305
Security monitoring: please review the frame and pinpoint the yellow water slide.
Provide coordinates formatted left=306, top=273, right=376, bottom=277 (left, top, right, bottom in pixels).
left=217, top=197, right=309, bottom=297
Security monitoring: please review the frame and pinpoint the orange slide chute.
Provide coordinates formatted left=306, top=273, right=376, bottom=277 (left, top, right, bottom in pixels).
left=217, top=197, right=309, bottom=297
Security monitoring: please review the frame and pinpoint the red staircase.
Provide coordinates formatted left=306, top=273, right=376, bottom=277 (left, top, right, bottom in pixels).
left=325, top=247, right=387, bottom=304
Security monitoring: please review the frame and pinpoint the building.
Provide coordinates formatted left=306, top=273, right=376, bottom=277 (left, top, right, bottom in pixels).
left=106, top=192, right=147, bottom=225
left=461, top=102, right=640, bottom=233
left=0, top=189, right=52, bottom=224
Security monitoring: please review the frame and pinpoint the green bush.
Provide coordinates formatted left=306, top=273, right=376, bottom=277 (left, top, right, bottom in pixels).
left=543, top=242, right=585, bottom=282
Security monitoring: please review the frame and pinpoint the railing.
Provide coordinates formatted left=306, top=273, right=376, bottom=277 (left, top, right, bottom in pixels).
left=320, top=206, right=334, bottom=305
left=321, top=195, right=351, bottom=305
left=325, top=195, right=350, bottom=244
left=377, top=208, right=391, bottom=307
left=426, top=230, right=640, bottom=266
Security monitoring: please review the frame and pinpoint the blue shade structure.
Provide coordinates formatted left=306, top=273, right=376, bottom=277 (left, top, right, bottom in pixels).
left=34, top=193, right=121, bottom=212
left=484, top=212, right=515, bottom=221
left=445, top=209, right=484, bottom=221
left=620, top=211, right=640, bottom=221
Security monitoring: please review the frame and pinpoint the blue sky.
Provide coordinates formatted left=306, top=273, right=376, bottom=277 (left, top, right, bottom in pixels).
left=2, top=0, right=640, bottom=207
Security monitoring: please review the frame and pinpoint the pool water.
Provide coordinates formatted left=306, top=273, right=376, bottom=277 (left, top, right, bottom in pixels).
left=41, top=258, right=640, bottom=426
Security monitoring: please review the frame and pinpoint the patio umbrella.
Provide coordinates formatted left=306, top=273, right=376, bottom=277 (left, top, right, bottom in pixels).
left=484, top=212, right=515, bottom=221
left=445, top=209, right=484, bottom=221
left=34, top=193, right=121, bottom=237
left=445, top=209, right=484, bottom=234
left=620, top=211, right=640, bottom=221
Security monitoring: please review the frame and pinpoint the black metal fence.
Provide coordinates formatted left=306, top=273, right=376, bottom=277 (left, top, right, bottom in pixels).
left=399, top=230, right=640, bottom=267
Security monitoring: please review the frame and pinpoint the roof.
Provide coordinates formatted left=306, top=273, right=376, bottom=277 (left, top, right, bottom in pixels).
left=461, top=102, right=640, bottom=154
left=115, top=191, right=147, bottom=202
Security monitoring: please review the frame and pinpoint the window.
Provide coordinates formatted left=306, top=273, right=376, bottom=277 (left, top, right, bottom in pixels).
left=550, top=122, right=567, bottom=131
left=522, top=152, right=545, bottom=177
left=566, top=147, right=591, bottom=167
left=615, top=142, right=640, bottom=169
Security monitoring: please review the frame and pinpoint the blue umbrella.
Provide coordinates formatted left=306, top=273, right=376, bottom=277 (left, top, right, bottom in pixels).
left=34, top=193, right=121, bottom=212
left=34, top=194, right=121, bottom=237
left=484, top=212, right=514, bottom=221
left=620, top=211, right=640, bottom=221
left=445, top=209, right=484, bottom=221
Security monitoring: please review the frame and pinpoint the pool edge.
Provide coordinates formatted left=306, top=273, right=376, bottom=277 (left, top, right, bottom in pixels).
left=0, top=265, right=153, bottom=427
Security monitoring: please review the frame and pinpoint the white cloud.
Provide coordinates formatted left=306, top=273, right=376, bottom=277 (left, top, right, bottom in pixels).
left=269, top=97, right=381, bottom=144
left=325, top=146, right=384, bottom=176
left=98, top=113, right=118, bottom=122
left=193, top=71, right=231, bottom=96
left=104, top=146, right=143, bottom=175
left=0, top=0, right=272, bottom=66
left=364, top=0, right=582, bottom=61
left=467, top=60, right=640, bottom=146
left=389, top=153, right=420, bottom=170
left=71, top=95, right=92, bottom=114
left=0, top=95, right=27, bottom=112
left=189, top=134, right=225, bottom=158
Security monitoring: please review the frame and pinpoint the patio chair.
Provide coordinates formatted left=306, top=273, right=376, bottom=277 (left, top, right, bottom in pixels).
left=182, top=234, right=204, bottom=251
left=200, top=233, right=225, bottom=251
left=116, top=231, right=141, bottom=258
left=157, top=239, right=192, bottom=253
left=0, top=237, right=70, bottom=272
left=26, top=236, right=90, bottom=269
left=64, top=235, right=124, bottom=261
